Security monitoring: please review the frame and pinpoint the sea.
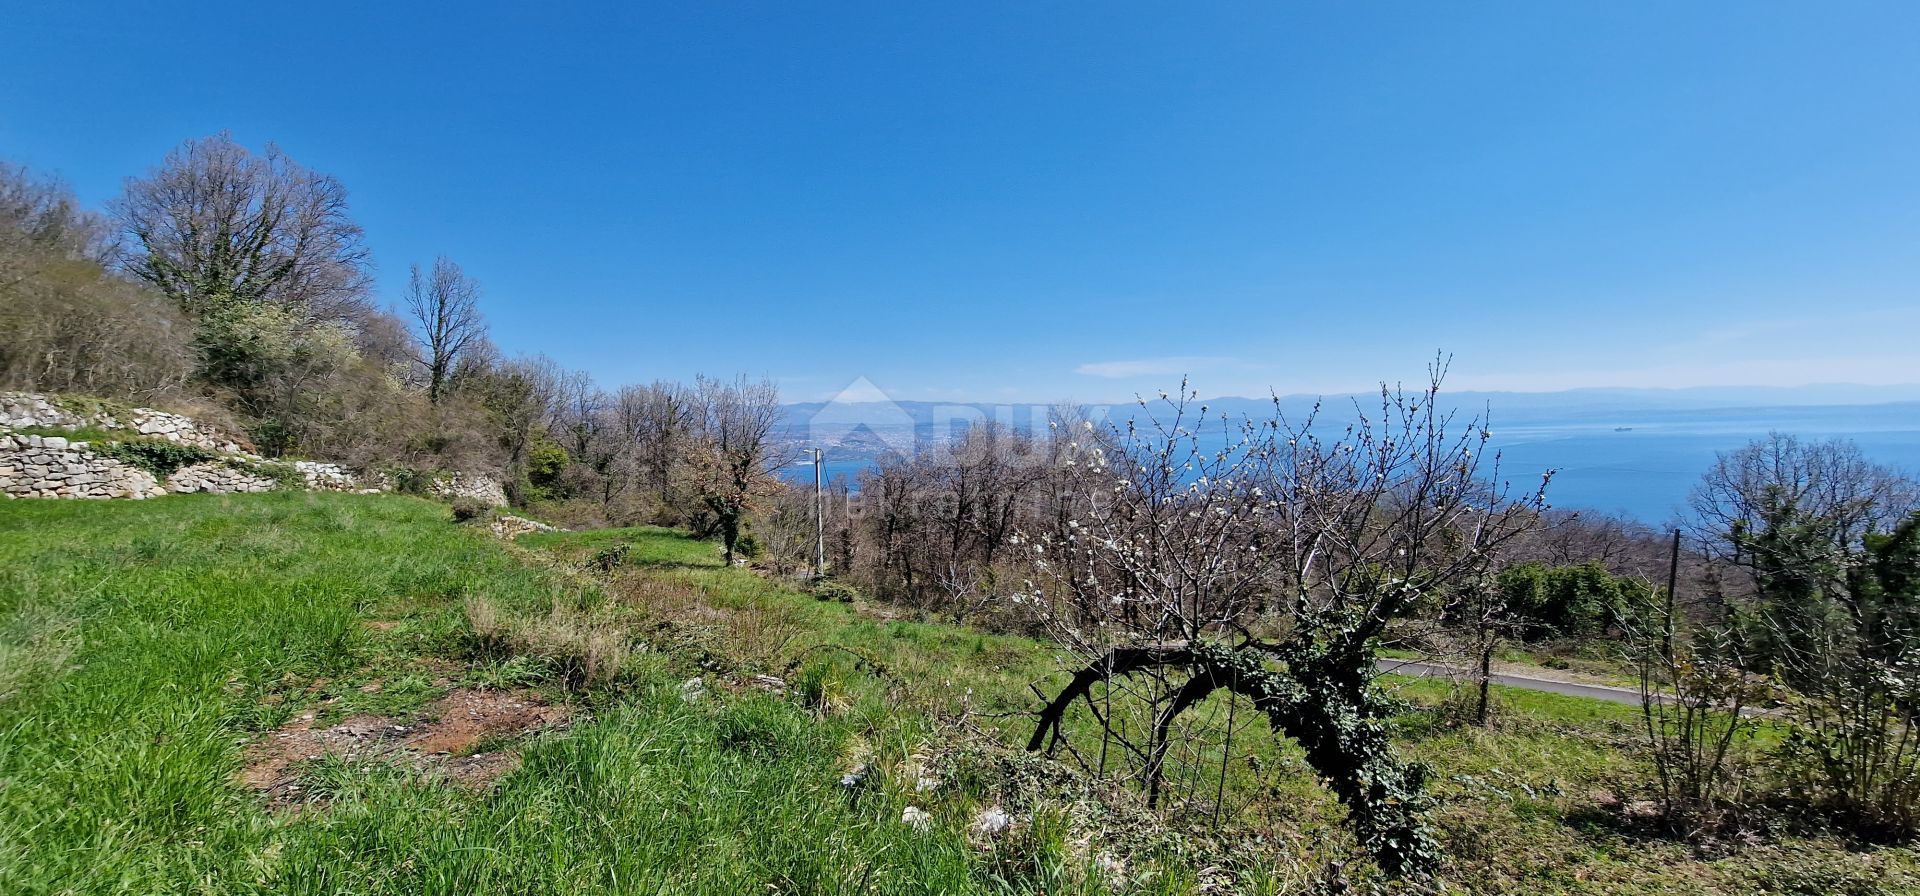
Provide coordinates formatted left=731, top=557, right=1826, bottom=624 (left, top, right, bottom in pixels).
left=782, top=403, right=1920, bottom=526
left=1483, top=407, right=1920, bottom=524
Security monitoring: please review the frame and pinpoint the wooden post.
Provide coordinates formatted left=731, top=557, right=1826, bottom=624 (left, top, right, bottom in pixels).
left=1663, top=529, right=1681, bottom=658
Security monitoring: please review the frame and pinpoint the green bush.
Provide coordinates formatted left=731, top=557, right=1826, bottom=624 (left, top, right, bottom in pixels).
left=810, top=579, right=859, bottom=603
left=450, top=496, right=494, bottom=523
left=589, top=543, right=631, bottom=573
left=90, top=438, right=213, bottom=478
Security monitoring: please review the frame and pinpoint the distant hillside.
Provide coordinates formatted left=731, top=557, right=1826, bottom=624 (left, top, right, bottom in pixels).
left=782, top=384, right=1920, bottom=440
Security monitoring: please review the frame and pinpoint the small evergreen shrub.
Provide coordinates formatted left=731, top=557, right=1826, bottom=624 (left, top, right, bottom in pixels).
left=383, top=466, right=434, bottom=496
left=91, top=438, right=213, bottom=478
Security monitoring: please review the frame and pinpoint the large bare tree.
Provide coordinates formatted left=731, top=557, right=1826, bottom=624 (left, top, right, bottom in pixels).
left=404, top=256, right=486, bottom=404
left=114, top=133, right=371, bottom=318
left=691, top=374, right=783, bottom=565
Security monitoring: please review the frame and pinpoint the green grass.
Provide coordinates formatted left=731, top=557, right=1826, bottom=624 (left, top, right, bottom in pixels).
left=2, top=493, right=1916, bottom=895
left=4, top=423, right=121, bottom=441
left=0, top=495, right=1150, bottom=895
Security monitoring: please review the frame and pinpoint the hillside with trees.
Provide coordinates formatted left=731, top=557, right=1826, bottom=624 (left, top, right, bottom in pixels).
left=5, top=135, right=1920, bottom=893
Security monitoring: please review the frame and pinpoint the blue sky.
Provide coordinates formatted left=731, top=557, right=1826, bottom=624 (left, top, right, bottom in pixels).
left=6, top=2, right=1919, bottom=402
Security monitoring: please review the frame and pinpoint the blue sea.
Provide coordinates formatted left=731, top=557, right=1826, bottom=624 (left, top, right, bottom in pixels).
left=1485, top=411, right=1920, bottom=523
left=786, top=404, right=1920, bottom=525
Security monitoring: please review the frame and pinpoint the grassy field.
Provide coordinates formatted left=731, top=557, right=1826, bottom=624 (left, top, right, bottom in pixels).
left=2, top=493, right=1915, bottom=894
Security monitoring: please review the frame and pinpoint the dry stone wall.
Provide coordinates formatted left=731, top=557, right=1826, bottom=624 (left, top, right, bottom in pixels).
left=0, top=433, right=164, bottom=499
left=0, top=391, right=505, bottom=505
left=427, top=472, right=510, bottom=506
left=165, top=462, right=280, bottom=495
left=0, top=392, right=251, bottom=454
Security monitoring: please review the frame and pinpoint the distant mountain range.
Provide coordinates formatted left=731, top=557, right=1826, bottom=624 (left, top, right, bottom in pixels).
left=784, top=384, right=1920, bottom=437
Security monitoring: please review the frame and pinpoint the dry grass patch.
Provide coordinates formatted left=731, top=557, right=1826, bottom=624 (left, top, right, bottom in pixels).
left=240, top=687, right=572, bottom=806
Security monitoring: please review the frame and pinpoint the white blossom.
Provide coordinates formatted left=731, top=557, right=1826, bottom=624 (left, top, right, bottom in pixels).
left=901, top=806, right=933, bottom=831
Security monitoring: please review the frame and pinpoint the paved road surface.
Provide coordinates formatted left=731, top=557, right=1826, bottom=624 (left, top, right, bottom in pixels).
left=1375, top=658, right=1644, bottom=705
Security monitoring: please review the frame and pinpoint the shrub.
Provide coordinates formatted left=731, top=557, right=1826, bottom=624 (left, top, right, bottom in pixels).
left=382, top=466, right=436, bottom=496
left=450, top=496, right=494, bottom=523
left=589, top=543, right=631, bottom=573
left=90, top=438, right=212, bottom=478
left=810, top=579, right=859, bottom=603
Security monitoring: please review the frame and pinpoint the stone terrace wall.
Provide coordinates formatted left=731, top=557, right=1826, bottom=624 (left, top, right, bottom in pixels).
left=166, top=461, right=280, bottom=495
left=0, top=391, right=507, bottom=504
left=0, top=392, right=251, bottom=454
left=0, top=433, right=165, bottom=499
left=427, top=472, right=510, bottom=507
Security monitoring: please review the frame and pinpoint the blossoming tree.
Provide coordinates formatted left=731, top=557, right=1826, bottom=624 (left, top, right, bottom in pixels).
left=1017, top=364, right=1547, bottom=877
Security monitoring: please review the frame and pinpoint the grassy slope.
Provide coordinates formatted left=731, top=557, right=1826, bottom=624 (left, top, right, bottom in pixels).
left=1, top=493, right=1915, bottom=895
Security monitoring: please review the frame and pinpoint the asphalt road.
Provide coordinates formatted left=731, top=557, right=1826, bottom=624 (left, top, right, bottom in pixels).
left=1375, top=658, right=1644, bottom=705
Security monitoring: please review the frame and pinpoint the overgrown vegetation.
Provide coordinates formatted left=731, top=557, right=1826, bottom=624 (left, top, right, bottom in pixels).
left=3, top=138, right=786, bottom=520
left=88, top=436, right=214, bottom=477
left=9, top=130, right=1920, bottom=890
left=4, top=493, right=1917, bottom=894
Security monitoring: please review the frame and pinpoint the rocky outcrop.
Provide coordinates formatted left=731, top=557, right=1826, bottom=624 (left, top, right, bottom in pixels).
left=489, top=514, right=559, bottom=539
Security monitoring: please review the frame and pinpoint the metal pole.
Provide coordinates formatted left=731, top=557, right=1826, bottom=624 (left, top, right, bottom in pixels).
left=813, top=447, right=825, bottom=578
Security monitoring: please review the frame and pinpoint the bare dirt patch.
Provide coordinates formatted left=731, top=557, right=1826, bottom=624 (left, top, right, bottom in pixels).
left=241, top=687, right=572, bottom=806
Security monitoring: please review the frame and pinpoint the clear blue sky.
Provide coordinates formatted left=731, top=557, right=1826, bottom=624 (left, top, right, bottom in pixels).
left=6, top=2, right=1918, bottom=402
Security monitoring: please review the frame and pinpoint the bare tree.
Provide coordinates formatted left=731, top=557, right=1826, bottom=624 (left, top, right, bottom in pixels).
left=0, top=163, right=191, bottom=400
left=404, top=256, right=485, bottom=404
left=691, top=374, right=783, bottom=565
left=1690, top=433, right=1918, bottom=565
left=1019, top=367, right=1547, bottom=877
left=855, top=423, right=1051, bottom=616
left=0, top=162, right=116, bottom=283
left=633, top=381, right=694, bottom=511
left=114, top=133, right=371, bottom=318
left=1688, top=434, right=1920, bottom=836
